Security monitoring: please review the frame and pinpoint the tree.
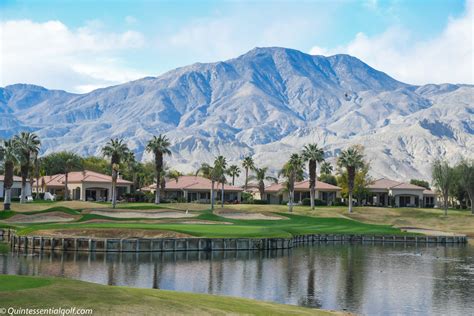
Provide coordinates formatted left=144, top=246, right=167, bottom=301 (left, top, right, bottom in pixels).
left=146, top=135, right=172, bottom=204
left=242, top=156, right=255, bottom=190
left=432, top=159, right=456, bottom=216
left=102, top=138, right=130, bottom=208
left=249, top=167, right=277, bottom=200
left=196, top=158, right=225, bottom=212
left=14, top=132, right=41, bottom=203
left=279, top=154, right=304, bottom=212
left=214, top=156, right=227, bottom=208
left=457, top=159, right=474, bottom=214
left=227, top=165, right=241, bottom=186
left=410, top=179, right=430, bottom=190
left=337, top=146, right=365, bottom=213
left=82, top=156, right=110, bottom=175
left=302, top=144, right=325, bottom=210
left=318, top=173, right=337, bottom=186
left=0, top=140, right=19, bottom=210
left=159, top=166, right=182, bottom=194
left=337, top=163, right=372, bottom=206
left=43, top=152, right=83, bottom=200
left=320, top=161, right=333, bottom=175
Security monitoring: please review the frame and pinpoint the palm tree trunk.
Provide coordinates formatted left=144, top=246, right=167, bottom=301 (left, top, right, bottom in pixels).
left=20, top=176, right=26, bottom=204
left=232, top=175, right=235, bottom=186
left=289, top=190, right=294, bottom=213
left=64, top=173, right=69, bottom=201
left=310, top=186, right=315, bottom=210
left=244, top=168, right=248, bottom=190
left=3, top=189, right=11, bottom=211
left=348, top=191, right=353, bottom=213
left=211, top=181, right=215, bottom=211
left=111, top=169, right=117, bottom=209
left=444, top=193, right=448, bottom=216
left=155, top=174, right=161, bottom=204
left=35, top=176, right=39, bottom=200
left=221, top=182, right=224, bottom=208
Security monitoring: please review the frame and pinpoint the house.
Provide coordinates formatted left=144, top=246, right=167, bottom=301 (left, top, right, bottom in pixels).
left=142, top=175, right=243, bottom=203
left=366, top=178, right=437, bottom=207
left=34, top=170, right=132, bottom=201
left=0, top=175, right=32, bottom=199
left=263, top=180, right=342, bottom=205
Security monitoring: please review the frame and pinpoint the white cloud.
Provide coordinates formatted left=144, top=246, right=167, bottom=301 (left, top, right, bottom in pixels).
left=310, top=0, right=474, bottom=84
left=0, top=19, right=147, bottom=92
left=157, top=5, right=331, bottom=64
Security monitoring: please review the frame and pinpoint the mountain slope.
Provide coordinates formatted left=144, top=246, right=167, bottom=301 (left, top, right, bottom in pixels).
left=1, top=47, right=472, bottom=182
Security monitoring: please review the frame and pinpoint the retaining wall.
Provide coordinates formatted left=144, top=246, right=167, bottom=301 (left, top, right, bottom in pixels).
left=0, top=228, right=468, bottom=253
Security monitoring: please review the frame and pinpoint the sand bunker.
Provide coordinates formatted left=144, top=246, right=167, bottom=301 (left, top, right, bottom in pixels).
left=31, top=229, right=191, bottom=239
left=399, top=227, right=466, bottom=237
left=6, top=212, right=78, bottom=223
left=216, top=211, right=286, bottom=220
left=89, top=209, right=197, bottom=219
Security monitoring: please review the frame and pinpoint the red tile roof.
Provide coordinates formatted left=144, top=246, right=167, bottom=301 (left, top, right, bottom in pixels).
left=368, top=178, right=429, bottom=191
left=0, top=175, right=23, bottom=182
left=265, top=180, right=341, bottom=193
left=144, top=176, right=243, bottom=192
left=35, top=170, right=132, bottom=187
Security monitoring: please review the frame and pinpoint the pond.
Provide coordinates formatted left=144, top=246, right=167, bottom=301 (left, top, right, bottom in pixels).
left=1, top=243, right=473, bottom=315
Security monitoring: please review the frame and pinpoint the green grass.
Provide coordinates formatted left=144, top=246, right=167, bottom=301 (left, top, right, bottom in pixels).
left=0, top=275, right=334, bottom=315
left=13, top=210, right=409, bottom=238
left=0, top=211, right=16, bottom=220
left=0, top=242, right=9, bottom=254
left=22, top=207, right=82, bottom=216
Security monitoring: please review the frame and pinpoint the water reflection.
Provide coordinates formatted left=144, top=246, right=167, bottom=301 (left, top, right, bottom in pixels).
left=1, top=243, right=473, bottom=315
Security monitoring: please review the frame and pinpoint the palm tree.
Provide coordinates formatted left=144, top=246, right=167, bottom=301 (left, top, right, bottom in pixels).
left=0, top=140, right=19, bottom=210
left=242, top=156, right=255, bottom=190
left=14, top=132, right=41, bottom=203
left=196, top=163, right=219, bottom=211
left=337, top=146, right=365, bottom=213
left=227, top=165, right=241, bottom=186
left=320, top=161, right=333, bottom=175
left=215, top=156, right=227, bottom=208
left=146, top=135, right=172, bottom=204
left=279, top=154, right=304, bottom=212
left=102, top=138, right=130, bottom=208
left=46, top=152, right=83, bottom=200
left=159, top=166, right=182, bottom=194
left=249, top=167, right=277, bottom=200
left=432, top=159, right=456, bottom=216
left=457, top=159, right=474, bottom=214
left=124, top=151, right=140, bottom=192
left=302, top=144, right=325, bottom=210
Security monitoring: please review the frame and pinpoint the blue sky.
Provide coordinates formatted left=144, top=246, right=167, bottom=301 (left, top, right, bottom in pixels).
left=1, top=0, right=472, bottom=92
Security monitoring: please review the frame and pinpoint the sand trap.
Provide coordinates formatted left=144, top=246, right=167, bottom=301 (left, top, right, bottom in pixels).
left=216, top=211, right=286, bottom=220
left=6, top=212, right=78, bottom=223
left=399, top=227, right=466, bottom=237
left=32, top=229, right=191, bottom=239
left=90, top=210, right=197, bottom=219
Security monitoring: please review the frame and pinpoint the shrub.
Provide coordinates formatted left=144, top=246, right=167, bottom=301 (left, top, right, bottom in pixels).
left=55, top=195, right=64, bottom=201
left=280, top=200, right=288, bottom=205
left=301, top=198, right=327, bottom=206
left=241, top=192, right=254, bottom=204
left=334, top=198, right=346, bottom=206
left=252, top=199, right=268, bottom=205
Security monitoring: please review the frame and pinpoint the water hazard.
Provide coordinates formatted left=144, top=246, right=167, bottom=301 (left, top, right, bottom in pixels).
left=1, top=243, right=473, bottom=315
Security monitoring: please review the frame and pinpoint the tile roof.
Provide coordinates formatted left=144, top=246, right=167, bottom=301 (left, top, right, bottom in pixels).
left=423, top=189, right=436, bottom=195
left=265, top=180, right=341, bottom=193
left=368, top=178, right=429, bottom=191
left=144, top=176, right=243, bottom=192
left=35, top=170, right=132, bottom=187
left=0, top=175, right=23, bottom=182
left=367, top=178, right=402, bottom=190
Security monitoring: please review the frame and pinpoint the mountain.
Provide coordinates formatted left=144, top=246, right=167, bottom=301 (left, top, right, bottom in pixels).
left=1, top=47, right=473, bottom=182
